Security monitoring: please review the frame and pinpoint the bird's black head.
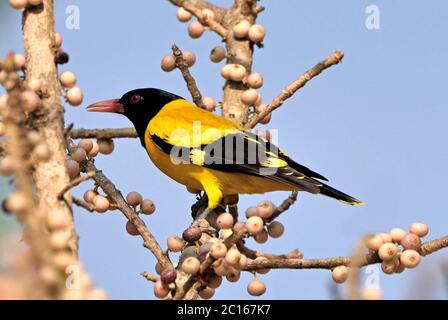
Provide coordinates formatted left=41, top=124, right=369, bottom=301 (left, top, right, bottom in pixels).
left=87, top=88, right=183, bottom=143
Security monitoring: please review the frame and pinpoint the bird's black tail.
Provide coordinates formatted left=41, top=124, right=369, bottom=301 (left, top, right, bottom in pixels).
left=318, top=183, right=364, bottom=205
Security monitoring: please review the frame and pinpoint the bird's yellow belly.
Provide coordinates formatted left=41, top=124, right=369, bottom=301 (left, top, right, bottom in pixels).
left=145, top=138, right=293, bottom=196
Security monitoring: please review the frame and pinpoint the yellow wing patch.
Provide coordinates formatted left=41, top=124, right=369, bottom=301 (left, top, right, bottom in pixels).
left=260, top=157, right=288, bottom=168
left=190, top=149, right=206, bottom=166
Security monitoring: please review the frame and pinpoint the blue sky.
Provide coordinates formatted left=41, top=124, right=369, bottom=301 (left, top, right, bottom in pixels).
left=1, top=1, right=447, bottom=299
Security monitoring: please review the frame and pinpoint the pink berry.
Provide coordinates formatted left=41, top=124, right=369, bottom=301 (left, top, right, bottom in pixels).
left=255, top=229, right=269, bottom=244
left=220, top=64, right=234, bottom=80
left=228, top=64, right=247, bottom=82
left=97, top=139, right=114, bottom=155
left=59, top=71, right=77, bottom=88
left=248, top=24, right=266, bottom=43
left=400, top=249, right=421, bottom=268
left=247, top=73, right=263, bottom=89
left=93, top=195, right=110, bottom=213
left=378, top=243, right=398, bottom=261
left=71, top=147, right=87, bottom=163
left=161, top=55, right=176, bottom=72
left=160, top=268, right=177, bottom=284
left=182, top=257, right=200, bottom=275
left=126, top=191, right=142, bottom=206
left=225, top=247, right=241, bottom=266
left=233, top=20, right=251, bottom=39
left=401, top=233, right=422, bottom=251
left=207, top=275, right=222, bottom=289
left=381, top=259, right=399, bottom=275
left=267, top=221, right=284, bottom=238
left=257, top=200, right=276, bottom=218
left=366, top=234, right=383, bottom=251
left=65, top=87, right=83, bottom=106
left=83, top=190, right=98, bottom=203
left=247, top=278, right=266, bottom=296
left=182, top=51, right=196, bottom=67
left=188, top=21, right=205, bottom=39
left=28, top=0, right=42, bottom=6
left=241, top=89, right=259, bottom=106
left=210, top=46, right=226, bottom=63
left=183, top=227, right=202, bottom=243
left=78, top=139, right=94, bottom=153
left=390, top=228, right=407, bottom=243
left=202, top=96, right=216, bottom=111
left=21, top=91, right=40, bottom=112
left=125, top=221, right=139, bottom=236
left=27, top=78, right=42, bottom=92
left=199, top=287, right=215, bottom=299
left=245, top=216, right=264, bottom=235
left=34, top=143, right=51, bottom=161
left=140, top=199, right=156, bottom=215
left=176, top=7, right=192, bottom=22
left=54, top=32, right=63, bottom=48
left=217, top=213, right=234, bottom=229
left=409, top=222, right=429, bottom=237
left=88, top=140, right=100, bottom=157
left=9, top=0, right=27, bottom=10
left=167, top=236, right=183, bottom=252
left=153, top=280, right=170, bottom=299
left=331, top=265, right=349, bottom=283
left=210, top=242, right=227, bottom=259
left=245, top=206, right=259, bottom=218
left=67, top=159, right=80, bottom=180
left=226, top=268, right=241, bottom=282
left=13, top=53, right=26, bottom=70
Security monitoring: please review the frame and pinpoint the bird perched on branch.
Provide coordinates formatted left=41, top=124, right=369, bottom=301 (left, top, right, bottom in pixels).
left=87, top=88, right=363, bottom=208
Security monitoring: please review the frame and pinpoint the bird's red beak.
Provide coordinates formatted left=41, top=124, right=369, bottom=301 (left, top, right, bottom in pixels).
left=86, top=99, right=124, bottom=114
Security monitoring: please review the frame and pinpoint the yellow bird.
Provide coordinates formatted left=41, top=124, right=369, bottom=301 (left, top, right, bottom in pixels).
left=87, top=88, right=363, bottom=208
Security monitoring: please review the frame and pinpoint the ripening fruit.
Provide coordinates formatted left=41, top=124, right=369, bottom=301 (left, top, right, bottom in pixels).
left=78, top=139, right=94, bottom=153
left=182, top=257, right=201, bottom=275
left=366, top=234, right=383, bottom=251
left=233, top=20, right=251, bottom=39
left=245, top=206, right=258, bottom=218
left=28, top=0, right=42, bottom=6
left=254, top=92, right=262, bottom=107
left=378, top=243, right=398, bottom=261
left=0, top=122, right=5, bottom=137
left=0, top=94, right=8, bottom=111
left=71, top=147, right=87, bottom=163
left=247, top=278, right=266, bottom=296
left=27, top=131, right=42, bottom=145
left=161, top=55, right=176, bottom=72
left=160, top=268, right=177, bottom=284
left=202, top=96, right=216, bottom=112
left=183, top=227, right=202, bottom=243
left=257, top=200, right=276, bottom=218
left=247, top=73, right=263, bottom=89
left=176, top=7, right=192, bottom=22
left=88, top=140, right=100, bottom=157
left=49, top=230, right=71, bottom=250
left=153, top=280, right=170, bottom=299
left=140, top=199, right=156, bottom=215
left=125, top=220, right=139, bottom=236
left=220, top=64, right=234, bottom=79
left=201, top=9, right=215, bottom=20
left=93, top=195, right=110, bottom=213
left=0, top=156, right=16, bottom=175
left=65, top=87, right=83, bottom=106
left=217, top=213, right=234, bottom=229
left=207, top=275, right=223, bottom=289
left=401, top=233, right=422, bottom=251
left=256, top=104, right=272, bottom=125
left=220, top=228, right=233, bottom=240
left=409, top=222, right=429, bottom=238
left=225, top=247, right=241, bottom=266
left=255, top=229, right=268, bottom=244
left=83, top=190, right=97, bottom=203
left=381, top=259, right=399, bottom=275
left=67, top=159, right=80, bottom=179
left=233, top=221, right=246, bottom=232
left=126, top=191, right=142, bottom=207
left=248, top=24, right=266, bottom=43
left=400, top=249, right=421, bottom=268
left=34, top=142, right=51, bottom=161
left=228, top=64, right=247, bottom=82
left=27, top=78, right=42, bottom=92
left=13, top=53, right=26, bottom=70
left=4, top=191, right=28, bottom=213
left=246, top=216, right=264, bottom=235
left=54, top=32, right=63, bottom=48
left=213, top=259, right=230, bottom=276
left=390, top=228, right=407, bottom=244
left=331, top=265, right=349, bottom=284
left=267, top=221, right=284, bottom=238
left=199, top=287, right=215, bottom=300
left=21, top=91, right=40, bottom=112
left=226, top=268, right=241, bottom=282
left=59, top=71, right=77, bottom=88
left=237, top=254, right=248, bottom=270
left=182, top=51, right=196, bottom=67
left=155, top=262, right=164, bottom=275
left=210, top=242, right=227, bottom=259
left=167, top=235, right=183, bottom=252
left=188, top=21, right=205, bottom=39
left=9, top=0, right=27, bottom=10
left=241, top=89, right=259, bottom=106
left=379, top=232, right=393, bottom=243
left=210, top=46, right=226, bottom=63
left=97, top=138, right=114, bottom=155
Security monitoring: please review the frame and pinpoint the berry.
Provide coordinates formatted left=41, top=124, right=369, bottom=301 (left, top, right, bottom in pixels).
left=27, top=78, right=42, bottom=92
left=237, top=254, right=248, bottom=270
left=97, top=138, right=114, bottom=155
left=153, top=280, right=170, bottom=299
left=65, top=87, right=83, bottom=106
left=4, top=192, right=28, bottom=213
left=83, top=190, right=97, bottom=203
left=220, top=64, right=234, bottom=79
left=88, top=140, right=100, bottom=157
left=226, top=268, right=241, bottom=282
left=182, top=257, right=200, bottom=275
left=125, top=221, right=139, bottom=236
left=245, top=206, right=258, bottom=218
left=54, top=32, right=63, bottom=48
left=210, top=242, right=227, bottom=259
left=202, top=96, right=216, bottom=111
left=21, top=91, right=40, bottom=112
left=379, top=233, right=393, bottom=243
left=213, top=259, right=230, bottom=276
left=331, top=265, right=349, bottom=284
left=401, top=233, right=422, bottom=251
left=228, top=64, right=247, bottom=82
left=176, top=7, right=192, bottom=22
left=381, top=259, right=399, bottom=275
left=366, top=234, right=383, bottom=251
left=400, top=249, right=421, bottom=268
left=245, top=216, right=264, bottom=235
left=378, top=243, right=398, bottom=261
left=160, top=268, right=177, bottom=284
left=254, top=229, right=268, bottom=244
left=390, top=228, right=407, bottom=243
left=13, top=53, right=26, bottom=70
left=217, top=213, right=234, bottom=229
left=71, top=147, right=87, bottom=163
left=46, top=212, right=70, bottom=231
left=161, top=55, right=176, bottom=72
left=34, top=143, right=51, bottom=161
left=409, top=222, right=429, bottom=237
left=49, top=230, right=71, bottom=250
left=59, top=71, right=77, bottom=88
left=257, top=200, right=276, bottom=218
left=247, top=278, right=266, bottom=296
left=28, top=0, right=42, bottom=6
left=207, top=275, right=222, bottom=289
left=220, top=228, right=233, bottom=240
left=167, top=235, right=183, bottom=252
left=182, top=227, right=202, bottom=243
left=188, top=21, right=205, bottom=39
left=78, top=139, right=94, bottom=153
left=67, top=159, right=80, bottom=179
left=267, top=221, right=284, bottom=238
left=233, top=20, right=251, bottom=39
left=93, top=195, right=110, bottom=213
left=126, top=191, right=142, bottom=207
left=199, top=287, right=215, bottom=299
left=140, top=199, right=156, bottom=215
left=248, top=24, right=266, bottom=43
left=9, top=0, right=27, bottom=10
left=225, top=247, right=241, bottom=266
left=182, top=51, right=196, bottom=67
left=241, top=89, right=259, bottom=106
left=210, top=46, right=226, bottom=63
left=247, top=73, right=263, bottom=89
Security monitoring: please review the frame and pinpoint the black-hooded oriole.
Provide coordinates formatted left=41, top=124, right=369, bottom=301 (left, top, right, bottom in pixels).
left=87, top=88, right=363, bottom=208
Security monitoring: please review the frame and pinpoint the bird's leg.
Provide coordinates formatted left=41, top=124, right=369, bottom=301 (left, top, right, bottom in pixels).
left=191, top=192, right=209, bottom=219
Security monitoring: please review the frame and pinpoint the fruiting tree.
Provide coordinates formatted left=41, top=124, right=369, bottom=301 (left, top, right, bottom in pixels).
left=0, top=0, right=447, bottom=300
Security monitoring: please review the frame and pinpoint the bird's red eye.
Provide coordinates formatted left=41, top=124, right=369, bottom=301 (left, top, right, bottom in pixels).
left=130, top=94, right=141, bottom=104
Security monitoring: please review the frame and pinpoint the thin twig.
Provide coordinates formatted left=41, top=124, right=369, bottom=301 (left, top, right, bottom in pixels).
left=141, top=272, right=158, bottom=283
left=265, top=191, right=298, bottom=223
left=69, top=128, right=137, bottom=140
left=172, top=44, right=206, bottom=109
left=72, top=196, right=95, bottom=213
left=246, top=50, right=345, bottom=129
left=57, top=171, right=95, bottom=200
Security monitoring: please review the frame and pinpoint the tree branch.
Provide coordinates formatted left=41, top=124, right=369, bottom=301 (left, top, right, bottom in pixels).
left=69, top=127, right=137, bottom=140
left=246, top=50, right=345, bottom=129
